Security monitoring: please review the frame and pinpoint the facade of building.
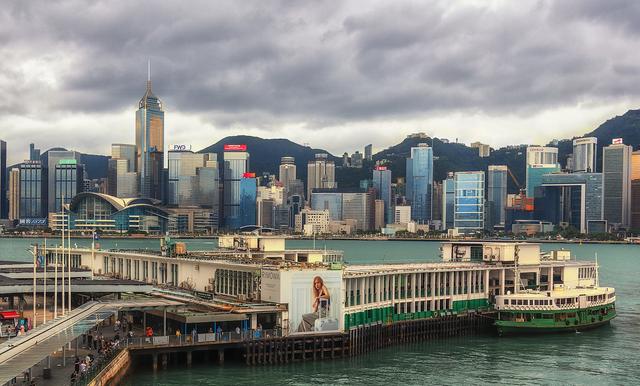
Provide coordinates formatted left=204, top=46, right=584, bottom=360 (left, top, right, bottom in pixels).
left=0, top=140, right=6, bottom=219
left=406, top=143, right=433, bottom=223
left=310, top=189, right=372, bottom=231
left=295, top=208, right=330, bottom=235
left=223, top=147, right=250, bottom=228
left=394, top=205, right=411, bottom=224
left=442, top=173, right=455, bottom=230
left=538, top=172, right=603, bottom=234
left=18, top=161, right=47, bottom=222
left=572, top=137, right=598, bottom=173
left=374, top=199, right=385, bottom=230
left=602, top=143, right=632, bottom=229
left=526, top=146, right=560, bottom=198
left=631, top=151, right=640, bottom=229
left=53, top=159, right=84, bottom=213
left=351, top=151, right=363, bottom=168
left=372, top=166, right=392, bottom=224
left=167, top=149, right=216, bottom=207
left=310, top=191, right=343, bottom=221
left=364, top=144, right=373, bottom=161
left=8, top=168, right=19, bottom=221
left=47, top=150, right=82, bottom=214
left=487, top=165, right=508, bottom=230
left=453, top=171, right=485, bottom=233
left=307, top=153, right=336, bottom=200
left=470, top=142, right=490, bottom=157
left=109, top=144, right=137, bottom=197
left=239, top=177, right=257, bottom=228
left=29, top=143, right=40, bottom=162
left=279, top=157, right=296, bottom=188
left=135, top=77, right=165, bottom=199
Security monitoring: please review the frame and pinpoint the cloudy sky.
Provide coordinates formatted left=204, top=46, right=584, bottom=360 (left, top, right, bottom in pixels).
left=2, top=0, right=640, bottom=164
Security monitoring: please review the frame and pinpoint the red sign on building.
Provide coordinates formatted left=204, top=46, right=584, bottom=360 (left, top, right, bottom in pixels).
left=243, top=172, right=256, bottom=178
left=375, top=166, right=388, bottom=171
left=223, top=144, right=247, bottom=151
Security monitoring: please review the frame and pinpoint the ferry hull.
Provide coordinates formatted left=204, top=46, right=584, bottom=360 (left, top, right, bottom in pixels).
left=496, top=318, right=613, bottom=336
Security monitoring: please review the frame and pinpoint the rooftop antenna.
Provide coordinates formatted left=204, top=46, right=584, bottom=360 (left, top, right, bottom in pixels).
left=146, top=59, right=152, bottom=91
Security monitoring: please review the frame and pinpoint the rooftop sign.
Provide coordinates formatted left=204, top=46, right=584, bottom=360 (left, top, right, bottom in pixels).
left=170, top=144, right=192, bottom=151
left=224, top=144, right=247, bottom=151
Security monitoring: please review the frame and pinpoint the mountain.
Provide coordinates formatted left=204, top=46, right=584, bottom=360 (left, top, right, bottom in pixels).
left=198, top=135, right=339, bottom=182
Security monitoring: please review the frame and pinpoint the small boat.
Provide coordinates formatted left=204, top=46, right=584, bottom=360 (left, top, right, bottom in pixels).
left=494, top=286, right=616, bottom=335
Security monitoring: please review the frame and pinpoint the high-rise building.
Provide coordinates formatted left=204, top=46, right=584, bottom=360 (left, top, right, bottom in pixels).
left=167, top=147, right=215, bottom=207
left=29, top=143, right=40, bottom=161
left=135, top=73, right=164, bottom=199
left=432, top=181, right=443, bottom=223
left=602, top=142, right=632, bottom=228
left=394, top=205, right=411, bottom=224
left=223, top=145, right=250, bottom=228
left=441, top=173, right=455, bottom=230
left=279, top=156, right=296, bottom=185
left=631, top=151, right=640, bottom=229
left=572, top=137, right=598, bottom=173
left=487, top=165, right=508, bottom=230
left=351, top=151, right=363, bottom=168
left=48, top=150, right=81, bottom=213
left=364, top=144, right=373, bottom=161
left=257, top=198, right=275, bottom=228
left=53, top=159, right=84, bottom=213
left=470, top=142, right=490, bottom=157
left=374, top=199, right=385, bottom=230
left=8, top=168, right=19, bottom=221
left=342, top=152, right=350, bottom=168
left=0, top=140, right=6, bottom=219
left=19, top=161, right=47, bottom=221
left=372, top=166, right=392, bottom=224
left=307, top=153, right=336, bottom=199
left=526, top=146, right=560, bottom=198
left=454, top=171, right=485, bottom=233
left=109, top=143, right=137, bottom=197
left=310, top=189, right=373, bottom=231
left=239, top=176, right=257, bottom=227
left=310, top=191, right=343, bottom=221
left=406, top=143, right=433, bottom=223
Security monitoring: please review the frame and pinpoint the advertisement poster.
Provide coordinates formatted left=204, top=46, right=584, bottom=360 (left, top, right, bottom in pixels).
left=287, top=269, right=343, bottom=334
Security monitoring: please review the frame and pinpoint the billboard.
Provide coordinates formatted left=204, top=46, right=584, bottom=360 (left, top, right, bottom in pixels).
left=612, top=138, right=623, bottom=144
left=375, top=166, right=388, bottom=171
left=224, top=144, right=247, bottom=151
left=170, top=144, right=192, bottom=151
left=242, top=172, right=256, bottom=178
left=19, top=218, right=47, bottom=227
left=288, top=269, right=343, bottom=334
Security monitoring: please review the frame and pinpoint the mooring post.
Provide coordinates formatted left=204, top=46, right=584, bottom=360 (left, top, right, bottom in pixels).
left=162, top=353, right=168, bottom=369
left=186, top=351, right=192, bottom=367
left=152, top=353, right=158, bottom=372
left=218, top=349, right=225, bottom=364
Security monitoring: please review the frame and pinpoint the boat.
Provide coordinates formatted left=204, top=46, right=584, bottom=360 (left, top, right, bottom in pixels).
left=494, top=286, right=616, bottom=335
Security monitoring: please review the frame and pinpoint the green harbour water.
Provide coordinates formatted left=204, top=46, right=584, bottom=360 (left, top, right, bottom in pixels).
left=0, top=237, right=638, bottom=384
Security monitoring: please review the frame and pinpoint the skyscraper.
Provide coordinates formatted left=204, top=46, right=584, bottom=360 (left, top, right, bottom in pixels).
left=135, top=71, right=164, bottom=199
left=223, top=145, right=250, bottom=228
left=364, top=144, right=373, bottom=161
left=602, top=142, right=632, bottom=228
left=109, top=144, right=138, bottom=197
left=29, top=143, right=40, bottom=161
left=279, top=157, right=296, bottom=187
left=19, top=161, right=47, bottom=221
left=526, top=146, right=560, bottom=198
left=307, top=153, right=336, bottom=199
left=167, top=147, right=212, bottom=206
left=47, top=150, right=81, bottom=213
left=0, top=140, right=6, bottom=219
left=239, top=176, right=257, bottom=227
left=487, top=165, right=508, bottom=230
left=572, top=137, right=598, bottom=173
left=8, top=168, right=19, bottom=221
left=372, top=166, right=392, bottom=224
left=53, top=159, right=84, bottom=213
left=454, top=171, right=485, bottom=233
left=441, top=173, right=455, bottom=230
left=630, top=151, right=640, bottom=229
left=406, top=143, right=433, bottom=223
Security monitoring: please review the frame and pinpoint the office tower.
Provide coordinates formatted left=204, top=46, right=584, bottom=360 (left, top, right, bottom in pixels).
left=8, top=168, right=19, bottom=221
left=342, top=152, right=350, bottom=168
left=454, top=171, right=485, bottom=232
left=487, top=165, right=508, bottom=229
left=374, top=199, right=385, bottom=229
left=0, top=140, right=6, bottom=219
left=19, top=161, right=47, bottom=220
left=537, top=172, right=603, bottom=233
left=29, top=143, right=40, bottom=161
left=310, top=190, right=343, bottom=221
left=257, top=199, right=275, bottom=228
left=257, top=185, right=285, bottom=205
left=288, top=194, right=303, bottom=228
left=470, top=142, right=490, bottom=157
left=167, top=148, right=211, bottom=206
left=307, top=153, right=336, bottom=199
left=432, top=181, right=443, bottom=222
left=364, top=144, right=373, bottom=161
left=341, top=191, right=373, bottom=231
left=372, top=166, right=392, bottom=224
left=394, top=205, right=411, bottom=224
left=135, top=72, right=164, bottom=199
left=351, top=151, right=363, bottom=168
left=53, top=159, right=84, bottom=213
left=279, top=157, right=296, bottom=187
left=239, top=176, right=257, bottom=227
left=109, top=144, right=138, bottom=197
left=286, top=179, right=305, bottom=200
left=526, top=146, right=560, bottom=198
left=602, top=142, right=632, bottom=228
left=631, top=151, right=640, bottom=229
left=573, top=137, right=598, bottom=173
left=441, top=173, right=455, bottom=230
left=149, top=150, right=165, bottom=201
left=223, top=145, right=250, bottom=228
left=47, top=150, right=81, bottom=213
left=406, top=143, right=433, bottom=223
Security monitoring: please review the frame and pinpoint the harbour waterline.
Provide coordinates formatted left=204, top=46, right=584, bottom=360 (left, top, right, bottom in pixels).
left=0, top=238, right=638, bottom=384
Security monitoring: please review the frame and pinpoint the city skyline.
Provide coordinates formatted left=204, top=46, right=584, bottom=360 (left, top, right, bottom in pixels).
left=3, top=1, right=640, bottom=164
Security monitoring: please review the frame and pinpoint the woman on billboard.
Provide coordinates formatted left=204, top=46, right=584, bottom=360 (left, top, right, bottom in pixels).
left=297, top=276, right=330, bottom=332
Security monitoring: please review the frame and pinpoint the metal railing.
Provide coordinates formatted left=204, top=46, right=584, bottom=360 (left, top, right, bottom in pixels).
left=123, top=329, right=282, bottom=349
left=72, top=345, right=125, bottom=386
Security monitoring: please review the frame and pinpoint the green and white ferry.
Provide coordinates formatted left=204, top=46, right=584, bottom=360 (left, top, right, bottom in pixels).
left=495, top=285, right=616, bottom=335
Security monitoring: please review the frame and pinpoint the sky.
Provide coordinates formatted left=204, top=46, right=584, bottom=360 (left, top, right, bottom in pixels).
left=2, top=0, right=640, bottom=164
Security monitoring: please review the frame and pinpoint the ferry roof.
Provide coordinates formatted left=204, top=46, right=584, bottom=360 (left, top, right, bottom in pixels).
left=499, top=287, right=615, bottom=298
left=345, top=262, right=487, bottom=276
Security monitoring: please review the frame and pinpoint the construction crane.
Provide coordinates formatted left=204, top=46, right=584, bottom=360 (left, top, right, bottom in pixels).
left=507, top=166, right=526, bottom=195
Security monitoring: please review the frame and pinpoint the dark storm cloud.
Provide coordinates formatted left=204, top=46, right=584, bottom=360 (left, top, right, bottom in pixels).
left=1, top=0, right=640, bottom=141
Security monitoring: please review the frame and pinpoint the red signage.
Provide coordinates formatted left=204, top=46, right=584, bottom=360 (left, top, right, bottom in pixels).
left=612, top=138, right=623, bottom=144
left=224, top=144, right=247, bottom=151
left=243, top=172, right=256, bottom=178
left=375, top=166, right=388, bottom=171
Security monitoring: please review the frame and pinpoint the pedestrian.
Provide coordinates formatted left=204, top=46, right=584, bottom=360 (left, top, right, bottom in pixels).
left=74, top=356, right=80, bottom=373
left=191, top=328, right=197, bottom=342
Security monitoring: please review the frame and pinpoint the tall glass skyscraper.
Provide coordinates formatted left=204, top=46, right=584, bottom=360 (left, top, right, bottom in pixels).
left=54, top=159, right=84, bottom=213
left=526, top=146, right=560, bottom=198
left=239, top=177, right=257, bottom=227
left=487, top=165, right=508, bottom=229
left=406, top=143, right=433, bottom=223
left=441, top=173, right=455, bottom=230
left=223, top=147, right=250, bottom=228
left=0, top=140, right=6, bottom=219
left=603, top=142, right=632, bottom=228
left=48, top=150, right=81, bottom=214
left=136, top=75, right=164, bottom=199
left=19, top=161, right=47, bottom=220
left=454, top=171, right=485, bottom=232
left=372, top=166, right=392, bottom=224
left=573, top=137, right=598, bottom=173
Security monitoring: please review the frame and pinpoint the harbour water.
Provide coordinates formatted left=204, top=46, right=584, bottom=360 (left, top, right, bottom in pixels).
left=1, top=238, right=638, bottom=384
